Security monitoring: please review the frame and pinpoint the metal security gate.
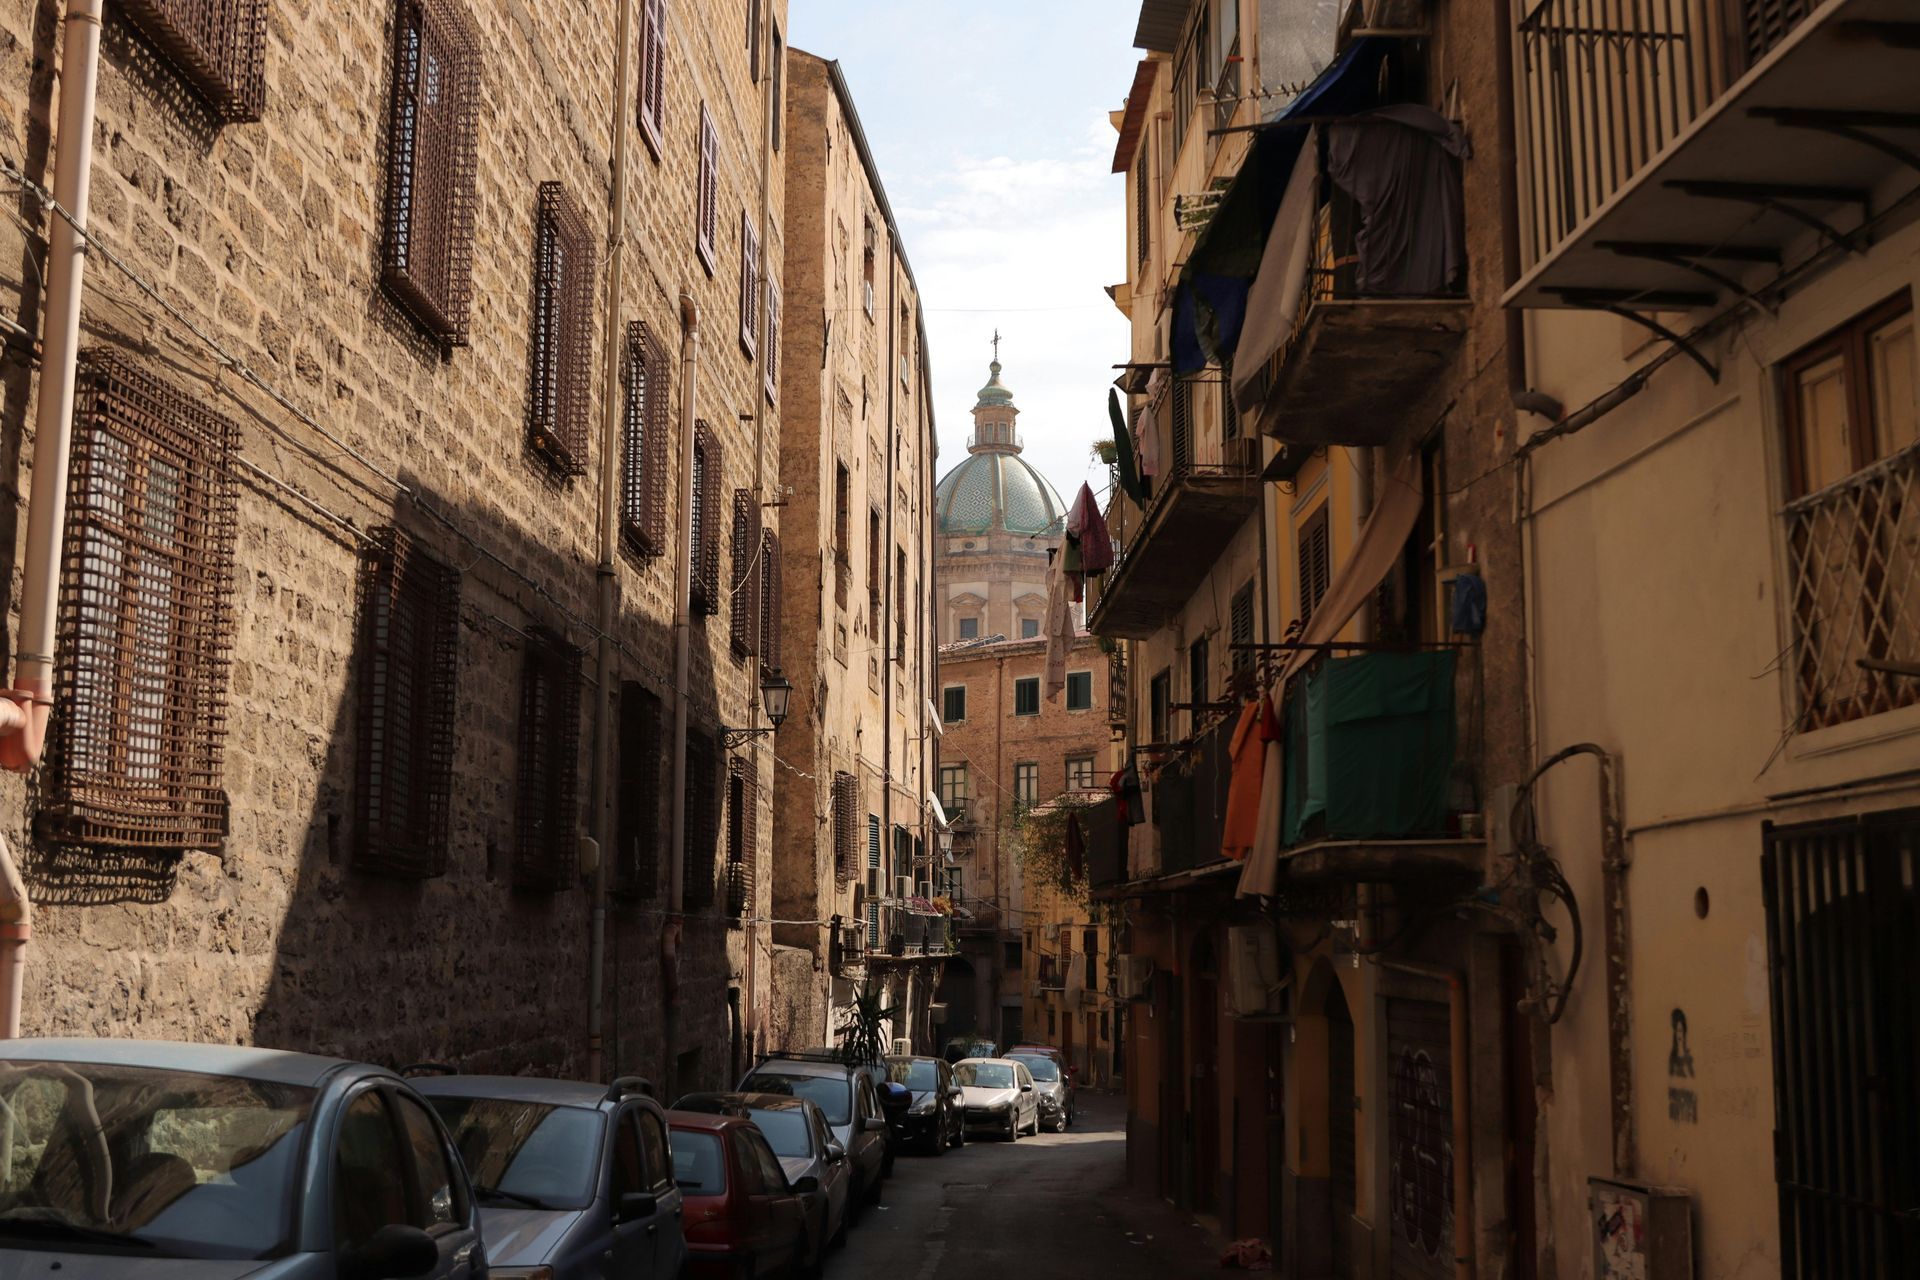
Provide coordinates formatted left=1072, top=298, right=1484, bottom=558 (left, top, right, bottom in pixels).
left=1763, top=809, right=1920, bottom=1279
left=1387, top=996, right=1454, bottom=1280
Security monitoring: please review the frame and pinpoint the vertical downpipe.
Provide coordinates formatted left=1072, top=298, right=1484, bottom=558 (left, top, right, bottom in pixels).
left=666, top=294, right=700, bottom=1093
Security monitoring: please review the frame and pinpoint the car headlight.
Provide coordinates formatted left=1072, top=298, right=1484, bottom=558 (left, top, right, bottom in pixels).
left=909, top=1099, right=934, bottom=1115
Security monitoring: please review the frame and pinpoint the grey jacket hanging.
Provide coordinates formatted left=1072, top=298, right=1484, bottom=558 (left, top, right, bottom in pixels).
left=1325, top=104, right=1469, bottom=297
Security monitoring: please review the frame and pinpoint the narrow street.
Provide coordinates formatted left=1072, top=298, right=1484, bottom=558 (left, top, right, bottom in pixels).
left=828, top=1093, right=1230, bottom=1280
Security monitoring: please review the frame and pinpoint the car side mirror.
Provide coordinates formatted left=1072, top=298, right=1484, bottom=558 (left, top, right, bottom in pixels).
left=825, top=1141, right=846, bottom=1164
left=792, top=1175, right=820, bottom=1194
left=863, top=1115, right=890, bottom=1132
left=347, top=1224, right=439, bottom=1280
left=1020, top=1083, right=1034, bottom=1093
left=617, top=1191, right=658, bottom=1222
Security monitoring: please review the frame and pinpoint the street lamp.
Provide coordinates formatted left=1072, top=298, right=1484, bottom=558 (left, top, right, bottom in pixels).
left=722, top=669, right=793, bottom=749
left=937, top=825, right=954, bottom=862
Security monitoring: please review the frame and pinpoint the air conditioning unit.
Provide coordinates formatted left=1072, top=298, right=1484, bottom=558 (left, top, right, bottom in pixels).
left=1222, top=435, right=1261, bottom=474
left=865, top=867, right=883, bottom=897
left=895, top=875, right=913, bottom=902
left=928, top=1002, right=948, bottom=1025
left=1116, top=955, right=1154, bottom=1001
left=892, top=1037, right=912, bottom=1055
left=1225, top=924, right=1288, bottom=1019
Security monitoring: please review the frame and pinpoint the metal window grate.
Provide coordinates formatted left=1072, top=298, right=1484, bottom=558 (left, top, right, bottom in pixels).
left=758, top=530, right=782, bottom=674
left=739, top=213, right=760, bottom=357
left=684, top=728, right=719, bottom=909
left=620, top=321, right=669, bottom=557
left=636, top=0, right=665, bottom=153
left=513, top=625, right=582, bottom=892
left=725, top=757, right=757, bottom=920
left=1763, top=809, right=1920, bottom=1280
left=117, top=0, right=266, bottom=122
left=527, top=181, right=596, bottom=477
left=696, top=105, right=718, bottom=272
left=45, top=351, right=239, bottom=852
left=832, top=771, right=858, bottom=884
left=380, top=0, right=480, bottom=345
left=690, top=421, right=721, bottom=615
left=730, top=489, right=762, bottom=658
left=353, top=526, right=461, bottom=878
left=614, top=682, right=663, bottom=899
left=1782, top=444, right=1920, bottom=730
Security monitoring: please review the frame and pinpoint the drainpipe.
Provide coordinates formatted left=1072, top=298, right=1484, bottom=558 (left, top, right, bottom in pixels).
left=0, top=0, right=107, bottom=771
left=584, top=0, right=637, bottom=1084
left=665, top=292, right=700, bottom=1091
left=1492, top=0, right=1564, bottom=424
left=1387, top=961, right=1476, bottom=1280
left=881, top=234, right=898, bottom=963
left=0, top=838, right=29, bottom=1038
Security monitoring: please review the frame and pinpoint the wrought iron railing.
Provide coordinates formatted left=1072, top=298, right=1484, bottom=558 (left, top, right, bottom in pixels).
left=1781, top=443, right=1920, bottom=730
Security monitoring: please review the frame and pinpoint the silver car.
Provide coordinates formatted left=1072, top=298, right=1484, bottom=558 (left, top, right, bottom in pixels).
left=1007, top=1052, right=1073, bottom=1131
left=954, top=1057, right=1040, bottom=1141
left=0, top=1037, right=484, bottom=1277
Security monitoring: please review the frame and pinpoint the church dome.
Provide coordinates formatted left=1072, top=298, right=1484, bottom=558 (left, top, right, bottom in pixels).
left=934, top=452, right=1066, bottom=537
left=975, top=359, right=1014, bottom=408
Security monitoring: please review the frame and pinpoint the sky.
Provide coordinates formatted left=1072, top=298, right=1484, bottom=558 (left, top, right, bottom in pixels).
left=787, top=0, right=1140, bottom=508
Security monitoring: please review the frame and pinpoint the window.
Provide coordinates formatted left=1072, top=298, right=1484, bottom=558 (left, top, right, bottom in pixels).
left=1020, top=617, right=1039, bottom=639
left=615, top=682, right=663, bottom=898
left=726, top=757, right=757, bottom=920
left=1134, top=146, right=1150, bottom=266
left=1066, top=756, right=1097, bottom=792
left=1065, top=671, right=1093, bottom=711
left=696, top=104, right=718, bottom=273
left=942, top=685, right=967, bottom=724
left=862, top=217, right=877, bottom=318
left=958, top=616, right=980, bottom=641
left=683, top=728, right=719, bottom=908
left=611, top=1112, right=645, bottom=1199
left=380, top=0, right=480, bottom=344
left=866, top=813, right=882, bottom=871
left=119, top=0, right=266, bottom=121
left=620, top=321, right=668, bottom=556
left=1013, top=762, right=1038, bottom=807
left=514, top=626, right=583, bottom=891
left=1187, top=637, right=1208, bottom=730
left=394, top=1095, right=462, bottom=1226
left=527, top=182, right=596, bottom=476
left=738, top=213, right=760, bottom=357
left=1231, top=580, right=1255, bottom=674
left=1171, top=3, right=1210, bottom=160
left=758, top=530, right=782, bottom=673
left=637, top=0, right=665, bottom=156
left=770, top=22, right=783, bottom=150
left=867, top=509, right=883, bottom=633
left=1298, top=503, right=1331, bottom=626
left=1780, top=292, right=1918, bottom=728
left=638, top=1111, right=673, bottom=1194
left=938, top=764, right=969, bottom=821
left=1004, top=938, right=1023, bottom=969
left=896, top=547, right=908, bottom=660
left=730, top=489, right=763, bottom=657
left=48, top=352, right=239, bottom=852
left=832, top=770, right=859, bottom=882
left=351, top=526, right=461, bottom=878
left=1149, top=669, right=1171, bottom=744
left=690, top=421, right=721, bottom=615
left=333, top=1092, right=409, bottom=1253
left=833, top=462, right=851, bottom=609
left=763, top=277, right=781, bottom=403
left=1014, top=677, right=1040, bottom=716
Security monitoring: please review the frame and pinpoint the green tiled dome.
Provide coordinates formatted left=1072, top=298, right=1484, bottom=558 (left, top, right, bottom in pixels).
left=934, top=453, right=1065, bottom=537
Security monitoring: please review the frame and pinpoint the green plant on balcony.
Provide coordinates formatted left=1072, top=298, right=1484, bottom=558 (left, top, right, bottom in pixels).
left=837, top=983, right=899, bottom=1066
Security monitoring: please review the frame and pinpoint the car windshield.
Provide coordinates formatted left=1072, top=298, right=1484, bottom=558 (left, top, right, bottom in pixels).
left=428, top=1096, right=603, bottom=1208
left=954, top=1063, right=1013, bottom=1089
left=1009, top=1055, right=1059, bottom=1082
left=743, top=1072, right=849, bottom=1126
left=887, top=1060, right=938, bottom=1091
left=747, top=1108, right=812, bottom=1158
left=670, top=1131, right=726, bottom=1195
left=0, top=1059, right=314, bottom=1260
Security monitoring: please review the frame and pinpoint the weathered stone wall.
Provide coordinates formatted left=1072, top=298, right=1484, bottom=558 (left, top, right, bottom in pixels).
left=0, top=0, right=787, bottom=1093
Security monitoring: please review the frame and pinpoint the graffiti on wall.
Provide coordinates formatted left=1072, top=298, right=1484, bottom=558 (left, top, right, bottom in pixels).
left=1389, top=1046, right=1454, bottom=1260
left=1666, top=1007, right=1697, bottom=1124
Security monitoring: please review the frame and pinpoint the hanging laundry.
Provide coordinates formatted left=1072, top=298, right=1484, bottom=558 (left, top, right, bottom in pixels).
left=1107, top=387, right=1146, bottom=503
left=1325, top=104, right=1469, bottom=297
left=1043, top=544, right=1074, bottom=699
left=1450, top=570, right=1487, bottom=634
left=1110, top=765, right=1146, bottom=827
left=1238, top=691, right=1288, bottom=898
left=1221, top=696, right=1278, bottom=861
left=1137, top=369, right=1166, bottom=480
left=1067, top=483, right=1114, bottom=576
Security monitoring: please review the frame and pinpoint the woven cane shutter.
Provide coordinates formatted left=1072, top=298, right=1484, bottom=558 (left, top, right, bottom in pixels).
left=758, top=530, right=782, bottom=672
left=832, top=771, right=858, bottom=883
left=730, top=489, right=762, bottom=656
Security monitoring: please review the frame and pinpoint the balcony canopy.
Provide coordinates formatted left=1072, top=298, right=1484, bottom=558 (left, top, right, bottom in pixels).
left=1509, top=0, right=1920, bottom=311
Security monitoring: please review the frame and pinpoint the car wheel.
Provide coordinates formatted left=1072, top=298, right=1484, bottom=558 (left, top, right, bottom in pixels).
left=952, top=1115, right=966, bottom=1148
left=1006, top=1113, right=1018, bottom=1142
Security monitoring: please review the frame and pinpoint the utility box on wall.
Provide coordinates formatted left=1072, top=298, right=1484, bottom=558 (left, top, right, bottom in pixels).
left=1589, top=1177, right=1693, bottom=1280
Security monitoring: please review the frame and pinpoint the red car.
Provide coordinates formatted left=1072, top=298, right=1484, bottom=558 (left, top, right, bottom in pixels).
left=669, top=1108, right=820, bottom=1279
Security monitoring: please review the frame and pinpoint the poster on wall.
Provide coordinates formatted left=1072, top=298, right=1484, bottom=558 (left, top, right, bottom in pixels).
left=1588, top=1177, right=1694, bottom=1280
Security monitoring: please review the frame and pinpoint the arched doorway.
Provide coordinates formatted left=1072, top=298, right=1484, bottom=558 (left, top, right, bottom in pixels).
left=1327, top=976, right=1357, bottom=1279
left=935, top=957, right=977, bottom=1042
left=1190, top=930, right=1221, bottom=1216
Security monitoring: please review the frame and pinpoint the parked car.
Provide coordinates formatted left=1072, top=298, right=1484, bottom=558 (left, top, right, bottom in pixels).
left=667, top=1108, right=817, bottom=1280
left=672, top=1091, right=849, bottom=1264
left=414, top=1072, right=684, bottom=1280
left=1006, top=1050, right=1074, bottom=1131
left=953, top=1056, right=1040, bottom=1141
left=737, top=1053, right=890, bottom=1208
left=940, top=1036, right=997, bottom=1065
left=0, top=1037, right=484, bottom=1277
left=884, top=1055, right=964, bottom=1153
left=1003, top=1042, right=1073, bottom=1085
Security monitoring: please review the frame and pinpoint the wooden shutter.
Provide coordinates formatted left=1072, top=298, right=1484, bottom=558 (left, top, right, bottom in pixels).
left=730, top=488, right=762, bottom=657
left=621, top=321, right=668, bottom=556
left=1739, top=0, right=1812, bottom=68
left=691, top=420, right=722, bottom=615
left=1230, top=582, right=1254, bottom=673
left=832, top=771, right=859, bottom=883
left=740, top=214, right=760, bottom=356
left=1171, top=378, right=1193, bottom=474
left=758, top=530, right=782, bottom=672
left=1298, top=505, right=1331, bottom=625
left=513, top=626, right=583, bottom=892
left=763, top=278, right=781, bottom=403
left=697, top=105, right=718, bottom=271
left=638, top=0, right=666, bottom=153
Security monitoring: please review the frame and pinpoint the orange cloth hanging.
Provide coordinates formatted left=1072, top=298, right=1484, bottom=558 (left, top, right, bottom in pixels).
left=1221, top=696, right=1278, bottom=861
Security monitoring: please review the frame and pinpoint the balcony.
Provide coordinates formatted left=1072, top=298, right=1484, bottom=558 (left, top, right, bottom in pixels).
left=1510, top=0, right=1919, bottom=312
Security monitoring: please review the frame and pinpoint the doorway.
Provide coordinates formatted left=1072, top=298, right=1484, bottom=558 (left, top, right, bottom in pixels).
left=1328, top=976, right=1356, bottom=1278
left=1190, top=931, right=1221, bottom=1216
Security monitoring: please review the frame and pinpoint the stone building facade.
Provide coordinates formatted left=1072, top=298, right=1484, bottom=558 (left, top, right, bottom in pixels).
left=0, top=0, right=791, bottom=1097
left=766, top=50, right=941, bottom=1056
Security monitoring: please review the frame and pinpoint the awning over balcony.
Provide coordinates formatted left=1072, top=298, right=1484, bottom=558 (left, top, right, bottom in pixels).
left=1087, top=471, right=1260, bottom=638
left=1509, top=0, right=1920, bottom=311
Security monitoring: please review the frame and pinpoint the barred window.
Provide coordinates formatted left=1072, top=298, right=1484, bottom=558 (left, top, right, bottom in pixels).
left=684, top=728, right=719, bottom=909
left=46, top=351, right=238, bottom=852
left=690, top=421, right=721, bottom=615
left=730, top=489, right=762, bottom=658
left=696, top=105, right=718, bottom=274
left=353, top=526, right=461, bottom=878
left=739, top=213, right=759, bottom=358
left=527, top=182, right=596, bottom=477
left=621, top=321, right=668, bottom=557
left=514, top=626, right=582, bottom=892
left=725, top=757, right=757, bottom=921
left=895, top=546, right=907, bottom=660
left=758, top=530, right=781, bottom=674
left=118, top=0, right=265, bottom=122
left=615, top=682, right=663, bottom=898
left=832, top=771, right=858, bottom=883
left=636, top=0, right=666, bottom=156
left=380, top=0, right=481, bottom=345
left=763, top=278, right=781, bottom=404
